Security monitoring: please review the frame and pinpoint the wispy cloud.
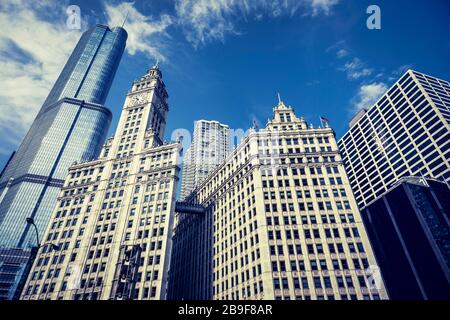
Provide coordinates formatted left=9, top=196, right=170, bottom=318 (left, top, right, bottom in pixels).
left=328, top=40, right=413, bottom=86
left=327, top=41, right=373, bottom=80
left=326, top=41, right=412, bottom=115
left=326, top=40, right=346, bottom=55
left=352, top=82, right=388, bottom=112
left=336, top=48, right=348, bottom=58
left=340, top=57, right=373, bottom=80
left=348, top=65, right=414, bottom=116
left=0, top=0, right=81, bottom=154
left=0, top=0, right=342, bottom=157
left=175, top=0, right=340, bottom=47
left=104, top=2, right=173, bottom=62
left=309, top=0, right=340, bottom=16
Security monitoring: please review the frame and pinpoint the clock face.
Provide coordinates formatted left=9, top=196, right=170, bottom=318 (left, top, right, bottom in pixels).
left=130, top=94, right=146, bottom=106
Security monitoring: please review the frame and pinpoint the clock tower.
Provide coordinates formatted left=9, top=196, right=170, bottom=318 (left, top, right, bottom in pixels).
left=108, top=63, right=169, bottom=159
left=21, top=64, right=182, bottom=300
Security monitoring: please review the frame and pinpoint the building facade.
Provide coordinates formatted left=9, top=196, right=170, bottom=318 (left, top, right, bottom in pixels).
left=0, top=24, right=127, bottom=300
left=338, top=70, right=450, bottom=209
left=21, top=65, right=182, bottom=300
left=169, top=101, right=388, bottom=300
left=361, top=176, right=450, bottom=299
left=180, top=120, right=231, bottom=200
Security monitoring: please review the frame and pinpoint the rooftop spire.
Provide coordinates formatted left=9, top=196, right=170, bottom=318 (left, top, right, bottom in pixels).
left=146, top=59, right=162, bottom=79
left=121, top=11, right=129, bottom=28
left=275, top=92, right=288, bottom=110
left=153, top=58, right=159, bottom=69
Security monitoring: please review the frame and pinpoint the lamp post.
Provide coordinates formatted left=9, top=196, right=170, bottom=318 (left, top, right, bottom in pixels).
left=12, top=218, right=60, bottom=299
left=25, top=217, right=59, bottom=251
left=25, top=217, right=40, bottom=248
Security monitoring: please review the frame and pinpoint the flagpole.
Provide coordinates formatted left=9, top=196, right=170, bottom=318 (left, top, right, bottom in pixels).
left=441, top=175, right=450, bottom=191
left=319, top=117, right=324, bottom=128
left=419, top=172, right=429, bottom=187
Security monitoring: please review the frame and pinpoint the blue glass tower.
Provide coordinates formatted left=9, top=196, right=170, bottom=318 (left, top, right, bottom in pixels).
left=0, top=24, right=127, bottom=299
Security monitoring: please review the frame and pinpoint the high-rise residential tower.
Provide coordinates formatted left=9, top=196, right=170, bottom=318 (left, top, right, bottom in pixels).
left=338, top=70, right=450, bottom=209
left=0, top=24, right=127, bottom=300
left=21, top=65, right=182, bottom=300
left=169, top=101, right=388, bottom=300
left=180, top=120, right=231, bottom=200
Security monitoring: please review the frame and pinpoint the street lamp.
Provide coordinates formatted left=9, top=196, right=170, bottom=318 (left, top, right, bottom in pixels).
left=26, top=217, right=40, bottom=248
left=10, top=218, right=60, bottom=300
left=25, top=217, right=60, bottom=251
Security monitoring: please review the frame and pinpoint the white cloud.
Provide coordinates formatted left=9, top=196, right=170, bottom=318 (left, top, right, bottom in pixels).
left=175, top=0, right=237, bottom=47
left=104, top=2, right=173, bottom=62
left=326, top=39, right=345, bottom=51
left=0, top=1, right=174, bottom=156
left=310, top=0, right=340, bottom=16
left=0, top=0, right=342, bottom=156
left=175, top=0, right=340, bottom=47
left=352, top=82, right=388, bottom=112
left=346, top=63, right=411, bottom=115
left=341, top=57, right=373, bottom=80
left=336, top=48, right=348, bottom=58
left=0, top=0, right=80, bottom=154
left=327, top=41, right=375, bottom=80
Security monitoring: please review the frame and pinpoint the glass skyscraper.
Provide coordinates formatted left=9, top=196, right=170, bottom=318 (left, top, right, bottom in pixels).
left=0, top=24, right=127, bottom=299
left=338, top=70, right=450, bottom=209
left=21, top=65, right=181, bottom=301
left=361, top=176, right=450, bottom=299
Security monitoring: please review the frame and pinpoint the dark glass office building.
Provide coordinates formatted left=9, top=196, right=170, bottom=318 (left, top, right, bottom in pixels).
left=361, top=176, right=450, bottom=299
left=0, top=24, right=127, bottom=299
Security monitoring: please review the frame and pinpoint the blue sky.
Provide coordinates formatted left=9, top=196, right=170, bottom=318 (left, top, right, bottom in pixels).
left=1, top=0, right=450, bottom=169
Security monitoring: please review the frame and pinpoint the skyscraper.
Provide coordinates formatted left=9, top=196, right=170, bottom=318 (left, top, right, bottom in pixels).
left=361, top=176, right=450, bottom=299
left=180, top=120, right=231, bottom=199
left=21, top=65, right=182, bottom=300
left=338, top=70, right=450, bottom=209
left=0, top=24, right=127, bottom=300
left=169, top=101, right=388, bottom=300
